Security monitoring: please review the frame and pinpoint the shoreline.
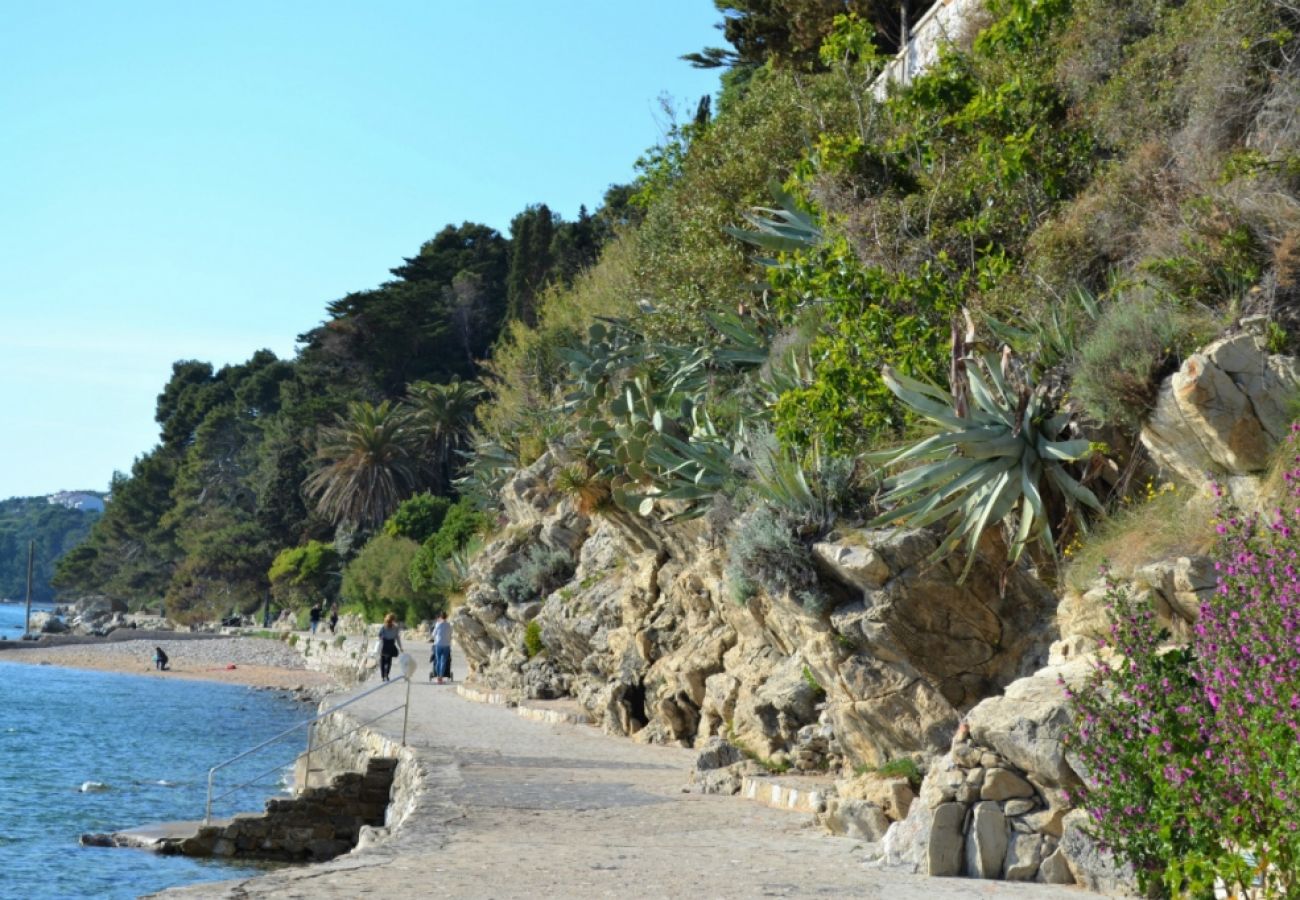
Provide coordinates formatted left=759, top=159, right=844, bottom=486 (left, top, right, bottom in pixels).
left=0, top=634, right=337, bottom=693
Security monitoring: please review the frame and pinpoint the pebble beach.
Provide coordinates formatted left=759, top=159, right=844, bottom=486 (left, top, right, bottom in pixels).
left=0, top=633, right=336, bottom=692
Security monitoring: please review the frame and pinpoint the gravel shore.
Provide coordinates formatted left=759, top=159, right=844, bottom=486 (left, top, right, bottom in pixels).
left=0, top=633, right=335, bottom=693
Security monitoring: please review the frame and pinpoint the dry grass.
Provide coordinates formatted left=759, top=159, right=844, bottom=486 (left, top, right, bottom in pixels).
left=1063, top=481, right=1218, bottom=592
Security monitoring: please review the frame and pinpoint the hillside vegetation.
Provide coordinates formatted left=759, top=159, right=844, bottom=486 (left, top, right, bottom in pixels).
left=0, top=496, right=100, bottom=603
left=55, top=0, right=1300, bottom=628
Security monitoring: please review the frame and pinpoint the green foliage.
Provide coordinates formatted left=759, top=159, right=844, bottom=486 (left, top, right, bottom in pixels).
left=523, top=619, right=545, bottom=659
left=426, top=498, right=490, bottom=561
left=800, top=664, right=826, bottom=702
left=1072, top=291, right=1220, bottom=428
left=341, top=533, right=440, bottom=624
left=267, top=540, right=340, bottom=606
left=305, top=400, right=423, bottom=530
left=383, top=493, right=451, bottom=544
left=497, top=545, right=574, bottom=606
left=869, top=342, right=1102, bottom=579
left=856, top=757, right=924, bottom=788
left=0, top=497, right=100, bottom=604
left=769, top=243, right=961, bottom=453
left=725, top=504, right=827, bottom=610
left=409, top=535, right=482, bottom=598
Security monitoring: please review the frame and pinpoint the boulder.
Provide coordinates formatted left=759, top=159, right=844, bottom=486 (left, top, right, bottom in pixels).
left=927, top=802, right=966, bottom=877
left=1141, top=333, right=1300, bottom=497
left=839, top=774, right=916, bottom=822
left=965, top=660, right=1092, bottom=790
left=980, top=768, right=1035, bottom=802
left=1004, top=832, right=1043, bottom=881
left=1037, top=846, right=1075, bottom=884
left=964, top=801, right=1007, bottom=878
left=820, top=797, right=891, bottom=841
left=1059, top=809, right=1138, bottom=893
left=1136, top=555, right=1216, bottom=628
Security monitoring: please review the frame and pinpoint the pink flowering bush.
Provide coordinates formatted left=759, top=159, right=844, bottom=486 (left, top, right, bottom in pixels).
left=1067, top=437, right=1300, bottom=897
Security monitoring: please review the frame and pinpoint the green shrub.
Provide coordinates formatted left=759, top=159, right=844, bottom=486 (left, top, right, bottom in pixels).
left=341, top=533, right=441, bottom=624
left=523, top=620, right=545, bottom=658
left=855, top=757, right=924, bottom=789
left=497, top=545, right=574, bottom=605
left=801, top=664, right=826, bottom=703
left=427, top=498, right=490, bottom=560
left=1072, top=291, right=1219, bottom=428
left=725, top=505, right=827, bottom=610
left=382, top=492, right=451, bottom=544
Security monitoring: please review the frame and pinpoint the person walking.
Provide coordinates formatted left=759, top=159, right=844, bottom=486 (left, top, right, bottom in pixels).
left=328, top=605, right=339, bottom=635
left=378, top=612, right=402, bottom=682
left=309, top=603, right=322, bottom=634
left=153, top=647, right=169, bottom=671
left=430, top=611, right=453, bottom=684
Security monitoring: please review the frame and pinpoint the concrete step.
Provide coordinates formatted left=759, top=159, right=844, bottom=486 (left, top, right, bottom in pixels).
left=456, top=681, right=591, bottom=726
left=740, top=774, right=833, bottom=815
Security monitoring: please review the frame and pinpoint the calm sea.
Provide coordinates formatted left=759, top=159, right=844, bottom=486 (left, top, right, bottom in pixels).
left=0, top=603, right=310, bottom=899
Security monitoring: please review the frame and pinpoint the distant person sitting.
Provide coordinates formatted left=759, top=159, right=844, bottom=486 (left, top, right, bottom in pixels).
left=309, top=604, right=322, bottom=634
left=430, top=611, right=453, bottom=684
left=154, top=647, right=169, bottom=671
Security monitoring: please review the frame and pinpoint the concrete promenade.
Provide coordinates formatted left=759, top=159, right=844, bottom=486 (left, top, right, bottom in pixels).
left=152, top=646, right=1084, bottom=899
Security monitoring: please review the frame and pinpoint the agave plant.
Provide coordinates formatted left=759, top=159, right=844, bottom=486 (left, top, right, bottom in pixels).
left=868, top=330, right=1102, bottom=579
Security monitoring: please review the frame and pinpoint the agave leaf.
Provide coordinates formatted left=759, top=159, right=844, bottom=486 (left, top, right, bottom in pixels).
left=1036, top=437, right=1092, bottom=462
left=884, top=455, right=981, bottom=492
left=1045, top=465, right=1104, bottom=512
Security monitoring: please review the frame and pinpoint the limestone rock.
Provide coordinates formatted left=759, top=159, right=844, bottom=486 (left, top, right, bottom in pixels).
left=879, top=798, right=934, bottom=872
left=812, top=540, right=891, bottom=590
left=1004, top=832, right=1043, bottom=881
left=820, top=797, right=891, bottom=841
left=1003, top=798, right=1036, bottom=817
left=1060, top=809, right=1138, bottom=893
left=980, top=768, right=1035, bottom=801
left=839, top=773, right=916, bottom=822
left=965, top=660, right=1092, bottom=790
left=730, top=657, right=819, bottom=758
left=1141, top=333, right=1300, bottom=496
left=965, top=801, right=1007, bottom=879
left=1037, top=846, right=1075, bottom=884
left=928, top=802, right=966, bottom=877
left=693, top=736, right=743, bottom=771
left=1136, top=555, right=1216, bottom=628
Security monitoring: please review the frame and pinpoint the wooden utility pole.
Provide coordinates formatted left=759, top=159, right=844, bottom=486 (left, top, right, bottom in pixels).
left=23, top=540, right=34, bottom=637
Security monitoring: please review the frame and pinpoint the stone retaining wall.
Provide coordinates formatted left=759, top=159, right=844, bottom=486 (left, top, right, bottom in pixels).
left=292, top=633, right=373, bottom=686
left=176, top=757, right=396, bottom=862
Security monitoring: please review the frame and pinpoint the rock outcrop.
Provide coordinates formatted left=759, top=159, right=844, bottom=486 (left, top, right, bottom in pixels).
left=454, top=452, right=1058, bottom=772
left=1141, top=332, right=1300, bottom=502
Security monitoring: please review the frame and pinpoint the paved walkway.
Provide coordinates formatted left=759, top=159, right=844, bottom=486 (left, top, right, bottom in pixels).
left=151, top=649, right=1085, bottom=900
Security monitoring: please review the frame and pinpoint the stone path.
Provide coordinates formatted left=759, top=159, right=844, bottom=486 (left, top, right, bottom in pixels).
left=150, top=654, right=1088, bottom=900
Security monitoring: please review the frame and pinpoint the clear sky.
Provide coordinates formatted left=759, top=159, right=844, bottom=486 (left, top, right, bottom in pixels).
left=0, top=1, right=722, bottom=501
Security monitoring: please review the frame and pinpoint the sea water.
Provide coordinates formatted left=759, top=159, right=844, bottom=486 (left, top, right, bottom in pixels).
left=0, top=603, right=310, bottom=899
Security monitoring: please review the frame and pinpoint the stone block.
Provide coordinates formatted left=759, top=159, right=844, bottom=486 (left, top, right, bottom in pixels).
left=1037, top=847, right=1074, bottom=884
left=964, top=801, right=1007, bottom=879
left=1003, top=798, right=1036, bottom=817
left=1004, top=832, right=1043, bottom=881
left=926, top=802, right=966, bottom=877
left=981, top=768, right=1035, bottom=801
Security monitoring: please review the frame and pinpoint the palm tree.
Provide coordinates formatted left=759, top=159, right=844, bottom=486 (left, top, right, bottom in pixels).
left=405, top=377, right=485, bottom=493
left=305, top=401, right=423, bottom=529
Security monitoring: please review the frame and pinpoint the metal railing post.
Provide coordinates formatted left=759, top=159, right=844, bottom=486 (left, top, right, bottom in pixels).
left=402, top=677, right=412, bottom=746
left=203, top=676, right=401, bottom=823
left=301, top=720, right=316, bottom=795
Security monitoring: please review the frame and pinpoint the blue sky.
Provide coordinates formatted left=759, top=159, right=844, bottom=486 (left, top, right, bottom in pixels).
left=0, top=2, right=722, bottom=500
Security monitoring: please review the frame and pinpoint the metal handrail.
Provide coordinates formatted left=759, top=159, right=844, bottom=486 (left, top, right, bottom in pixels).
left=204, top=658, right=417, bottom=824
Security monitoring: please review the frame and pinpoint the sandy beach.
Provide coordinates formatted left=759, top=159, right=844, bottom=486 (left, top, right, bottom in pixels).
left=0, top=634, right=336, bottom=692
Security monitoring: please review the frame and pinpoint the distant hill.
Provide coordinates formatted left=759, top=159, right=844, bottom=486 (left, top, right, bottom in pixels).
left=0, top=494, right=102, bottom=603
